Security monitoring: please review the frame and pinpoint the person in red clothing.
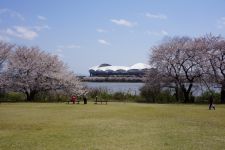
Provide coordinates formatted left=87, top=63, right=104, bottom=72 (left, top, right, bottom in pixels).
left=71, top=95, right=77, bottom=104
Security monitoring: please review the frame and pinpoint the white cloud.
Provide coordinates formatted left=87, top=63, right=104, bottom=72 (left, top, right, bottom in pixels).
left=145, top=13, right=167, bottom=20
left=3, top=24, right=50, bottom=40
left=217, top=17, right=225, bottom=29
left=161, top=30, right=168, bottom=36
left=97, top=28, right=107, bottom=33
left=33, top=25, right=50, bottom=31
left=146, top=30, right=168, bottom=36
left=37, top=15, right=47, bottom=21
left=54, top=44, right=81, bottom=59
left=98, top=39, right=111, bottom=45
left=57, top=44, right=81, bottom=49
left=0, top=9, right=50, bottom=41
left=5, top=26, right=38, bottom=40
left=0, top=8, right=24, bottom=20
left=110, top=19, right=137, bottom=27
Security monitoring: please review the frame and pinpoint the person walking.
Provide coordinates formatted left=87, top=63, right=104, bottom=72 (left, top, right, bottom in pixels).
left=209, top=95, right=215, bottom=110
left=83, top=95, right=87, bottom=104
left=95, top=96, right=98, bottom=104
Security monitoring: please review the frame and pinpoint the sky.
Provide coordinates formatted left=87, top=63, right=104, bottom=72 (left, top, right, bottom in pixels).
left=0, top=0, right=225, bottom=75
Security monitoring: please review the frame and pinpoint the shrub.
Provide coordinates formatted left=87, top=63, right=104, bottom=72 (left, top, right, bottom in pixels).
left=0, top=92, right=26, bottom=102
left=140, top=84, right=177, bottom=103
left=88, top=87, right=110, bottom=98
left=195, top=91, right=220, bottom=103
left=113, top=92, right=125, bottom=100
left=140, top=84, right=161, bottom=103
left=87, top=87, right=141, bottom=102
left=33, top=91, right=70, bottom=102
left=155, top=90, right=176, bottom=103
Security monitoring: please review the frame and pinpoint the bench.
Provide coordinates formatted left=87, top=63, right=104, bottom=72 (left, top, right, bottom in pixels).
left=94, top=99, right=108, bottom=105
left=67, top=100, right=80, bottom=104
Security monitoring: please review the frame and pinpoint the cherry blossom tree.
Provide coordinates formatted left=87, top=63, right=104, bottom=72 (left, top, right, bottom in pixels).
left=200, top=35, right=225, bottom=103
left=0, top=41, right=14, bottom=88
left=150, top=37, right=203, bottom=103
left=5, top=46, right=85, bottom=101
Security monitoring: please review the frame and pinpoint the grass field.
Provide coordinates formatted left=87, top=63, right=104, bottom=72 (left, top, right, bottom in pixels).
left=0, top=102, right=225, bottom=150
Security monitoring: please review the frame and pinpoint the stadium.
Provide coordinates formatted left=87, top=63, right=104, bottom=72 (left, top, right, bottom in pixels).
left=89, top=63, right=152, bottom=77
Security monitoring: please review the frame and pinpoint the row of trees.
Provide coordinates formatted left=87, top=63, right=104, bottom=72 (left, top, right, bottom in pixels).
left=0, top=41, right=85, bottom=101
left=144, top=34, right=225, bottom=103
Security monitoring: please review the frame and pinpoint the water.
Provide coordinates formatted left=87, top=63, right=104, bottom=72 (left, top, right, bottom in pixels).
left=189, top=83, right=220, bottom=96
left=83, top=82, right=144, bottom=95
left=83, top=82, right=221, bottom=96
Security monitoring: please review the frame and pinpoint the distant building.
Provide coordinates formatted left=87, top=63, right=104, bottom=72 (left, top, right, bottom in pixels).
left=89, top=63, right=152, bottom=77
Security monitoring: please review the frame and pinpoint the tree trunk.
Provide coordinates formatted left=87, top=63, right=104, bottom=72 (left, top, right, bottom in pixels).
left=183, top=91, right=189, bottom=103
left=180, top=84, right=188, bottom=103
left=180, top=85, right=191, bottom=103
left=26, top=90, right=36, bottom=101
left=175, top=83, right=179, bottom=102
left=221, top=82, right=225, bottom=104
left=180, top=82, right=193, bottom=103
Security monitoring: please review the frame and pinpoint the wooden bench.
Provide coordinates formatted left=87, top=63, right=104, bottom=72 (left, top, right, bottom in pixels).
left=94, top=99, right=108, bottom=105
left=67, top=99, right=80, bottom=104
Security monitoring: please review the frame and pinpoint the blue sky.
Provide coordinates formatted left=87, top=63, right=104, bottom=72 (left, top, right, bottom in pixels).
left=0, top=0, right=225, bottom=75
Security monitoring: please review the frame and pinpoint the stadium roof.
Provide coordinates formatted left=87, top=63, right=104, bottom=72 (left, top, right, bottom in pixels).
left=89, top=63, right=152, bottom=72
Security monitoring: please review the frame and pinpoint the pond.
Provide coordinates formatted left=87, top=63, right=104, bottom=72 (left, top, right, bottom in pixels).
left=83, top=82, right=221, bottom=96
left=83, top=82, right=144, bottom=95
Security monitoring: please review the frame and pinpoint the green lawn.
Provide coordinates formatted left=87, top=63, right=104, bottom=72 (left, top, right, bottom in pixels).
left=0, top=102, right=225, bottom=150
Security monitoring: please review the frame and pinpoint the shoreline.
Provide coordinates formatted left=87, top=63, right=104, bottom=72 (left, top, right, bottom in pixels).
left=78, top=76, right=145, bottom=83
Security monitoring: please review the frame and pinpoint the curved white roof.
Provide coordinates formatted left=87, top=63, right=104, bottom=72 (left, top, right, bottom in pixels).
left=129, top=63, right=151, bottom=70
left=89, top=63, right=151, bottom=72
left=89, top=65, right=100, bottom=71
left=97, top=66, right=129, bottom=71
